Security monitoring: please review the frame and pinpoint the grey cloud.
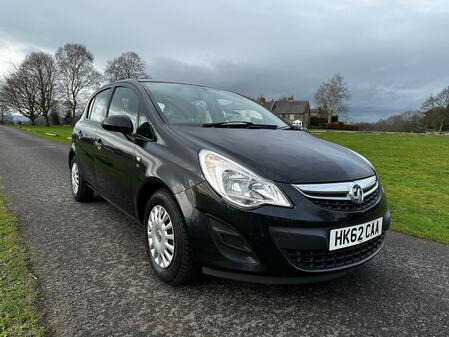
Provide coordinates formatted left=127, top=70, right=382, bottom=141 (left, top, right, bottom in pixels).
left=1, top=0, right=449, bottom=121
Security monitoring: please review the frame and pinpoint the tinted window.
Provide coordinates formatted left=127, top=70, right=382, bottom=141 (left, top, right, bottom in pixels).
left=108, top=87, right=139, bottom=129
left=89, top=89, right=110, bottom=122
left=143, top=82, right=287, bottom=128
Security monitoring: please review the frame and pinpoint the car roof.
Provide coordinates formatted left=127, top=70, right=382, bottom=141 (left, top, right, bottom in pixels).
left=109, top=78, right=209, bottom=89
left=105, top=79, right=256, bottom=103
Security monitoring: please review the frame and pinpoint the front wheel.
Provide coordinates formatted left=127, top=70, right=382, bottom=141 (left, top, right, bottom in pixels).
left=144, top=189, right=200, bottom=285
left=70, top=157, right=94, bottom=202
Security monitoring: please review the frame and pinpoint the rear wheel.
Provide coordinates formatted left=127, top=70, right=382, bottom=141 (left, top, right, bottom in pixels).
left=144, top=189, right=200, bottom=285
left=70, top=157, right=94, bottom=202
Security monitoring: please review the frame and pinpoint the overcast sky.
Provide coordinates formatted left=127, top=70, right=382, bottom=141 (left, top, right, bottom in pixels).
left=1, top=0, right=449, bottom=121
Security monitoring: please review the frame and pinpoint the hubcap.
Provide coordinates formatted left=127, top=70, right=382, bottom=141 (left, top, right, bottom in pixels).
left=147, top=205, right=175, bottom=269
left=71, top=163, right=79, bottom=194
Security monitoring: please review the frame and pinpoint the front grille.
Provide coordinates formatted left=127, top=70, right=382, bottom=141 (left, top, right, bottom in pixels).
left=284, top=234, right=385, bottom=271
left=293, top=175, right=381, bottom=212
left=310, top=187, right=380, bottom=212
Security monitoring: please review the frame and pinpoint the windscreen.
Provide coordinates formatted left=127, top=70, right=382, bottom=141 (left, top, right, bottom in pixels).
left=143, top=82, right=288, bottom=128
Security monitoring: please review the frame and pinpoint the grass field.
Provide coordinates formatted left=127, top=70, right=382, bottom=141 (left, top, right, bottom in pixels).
left=0, top=194, right=43, bottom=336
left=10, top=125, right=449, bottom=244
left=13, top=125, right=73, bottom=145
left=317, top=131, right=449, bottom=244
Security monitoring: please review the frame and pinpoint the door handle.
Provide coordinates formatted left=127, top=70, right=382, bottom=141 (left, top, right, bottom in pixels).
left=136, top=155, right=142, bottom=163
left=94, top=138, right=102, bottom=150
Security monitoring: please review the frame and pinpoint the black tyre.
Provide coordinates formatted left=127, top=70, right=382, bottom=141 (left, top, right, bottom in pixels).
left=70, top=157, right=94, bottom=202
left=144, top=189, right=200, bottom=285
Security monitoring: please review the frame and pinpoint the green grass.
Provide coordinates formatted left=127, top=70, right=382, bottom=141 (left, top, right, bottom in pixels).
left=317, top=131, right=449, bottom=244
left=12, top=125, right=73, bottom=144
left=0, top=194, right=43, bottom=336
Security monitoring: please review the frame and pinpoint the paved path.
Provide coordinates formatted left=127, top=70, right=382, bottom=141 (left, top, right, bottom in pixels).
left=0, top=125, right=448, bottom=337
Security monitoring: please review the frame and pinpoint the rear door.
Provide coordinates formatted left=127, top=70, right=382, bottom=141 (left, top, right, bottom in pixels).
left=75, top=88, right=111, bottom=186
left=94, top=85, right=140, bottom=215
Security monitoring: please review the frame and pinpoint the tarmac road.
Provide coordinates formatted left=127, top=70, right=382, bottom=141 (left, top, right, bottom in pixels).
left=0, top=125, right=448, bottom=337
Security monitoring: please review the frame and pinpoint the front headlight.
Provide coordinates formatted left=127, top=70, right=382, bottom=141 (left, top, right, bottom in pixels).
left=199, top=149, right=291, bottom=209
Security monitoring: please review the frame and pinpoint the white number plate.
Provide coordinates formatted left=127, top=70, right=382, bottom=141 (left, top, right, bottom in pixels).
left=329, top=217, right=383, bottom=251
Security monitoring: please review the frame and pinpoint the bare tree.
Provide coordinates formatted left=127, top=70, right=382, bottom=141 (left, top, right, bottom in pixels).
left=422, top=88, right=449, bottom=132
left=0, top=64, right=41, bottom=125
left=55, top=43, right=101, bottom=123
left=24, top=51, right=58, bottom=126
left=104, top=51, right=149, bottom=82
left=435, top=87, right=449, bottom=132
left=314, top=73, right=351, bottom=123
left=422, top=95, right=441, bottom=131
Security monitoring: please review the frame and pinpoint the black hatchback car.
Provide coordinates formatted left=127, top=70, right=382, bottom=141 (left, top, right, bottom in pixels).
left=69, top=80, right=390, bottom=285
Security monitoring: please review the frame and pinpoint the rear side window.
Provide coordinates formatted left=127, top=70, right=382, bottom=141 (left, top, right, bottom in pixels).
left=108, top=87, right=139, bottom=129
left=89, top=89, right=110, bottom=122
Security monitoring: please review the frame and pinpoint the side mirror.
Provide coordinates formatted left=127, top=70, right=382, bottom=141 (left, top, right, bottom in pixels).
left=101, top=115, right=133, bottom=134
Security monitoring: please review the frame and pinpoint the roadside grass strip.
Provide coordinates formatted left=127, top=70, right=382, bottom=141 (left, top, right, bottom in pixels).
left=0, top=194, right=43, bottom=336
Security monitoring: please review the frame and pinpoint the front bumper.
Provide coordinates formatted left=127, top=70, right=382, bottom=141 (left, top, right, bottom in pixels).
left=201, top=266, right=349, bottom=285
left=175, top=181, right=390, bottom=280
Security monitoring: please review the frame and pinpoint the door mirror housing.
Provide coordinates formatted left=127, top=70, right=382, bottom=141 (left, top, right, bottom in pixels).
left=101, top=115, right=133, bottom=134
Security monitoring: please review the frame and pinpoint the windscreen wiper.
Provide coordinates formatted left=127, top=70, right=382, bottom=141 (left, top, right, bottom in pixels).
left=202, top=121, right=278, bottom=129
left=280, top=125, right=308, bottom=131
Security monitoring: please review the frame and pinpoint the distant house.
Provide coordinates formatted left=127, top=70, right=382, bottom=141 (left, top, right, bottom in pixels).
left=310, top=107, right=323, bottom=118
left=259, top=96, right=311, bottom=126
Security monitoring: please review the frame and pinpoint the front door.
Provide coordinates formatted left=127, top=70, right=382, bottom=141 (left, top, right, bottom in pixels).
left=94, top=85, right=140, bottom=215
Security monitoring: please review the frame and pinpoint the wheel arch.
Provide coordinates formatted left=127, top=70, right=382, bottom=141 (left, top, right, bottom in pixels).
left=68, top=149, right=75, bottom=167
left=68, top=143, right=76, bottom=168
left=136, top=177, right=175, bottom=225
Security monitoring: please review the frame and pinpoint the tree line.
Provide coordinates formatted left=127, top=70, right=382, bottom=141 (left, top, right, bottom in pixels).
left=355, top=86, right=449, bottom=133
left=0, top=43, right=149, bottom=125
left=313, top=75, right=449, bottom=132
